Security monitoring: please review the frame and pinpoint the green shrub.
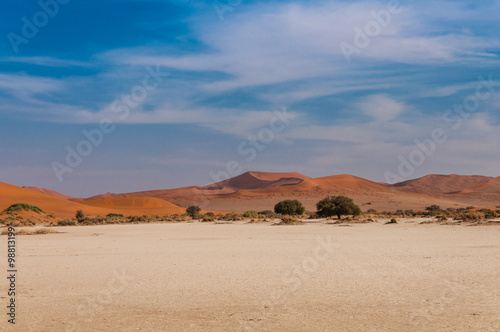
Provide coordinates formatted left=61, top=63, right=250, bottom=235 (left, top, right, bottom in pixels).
left=0, top=216, right=17, bottom=226
left=106, top=213, right=122, bottom=218
left=3, top=203, right=45, bottom=214
left=57, top=219, right=77, bottom=226
left=425, top=205, right=441, bottom=212
left=274, top=200, right=305, bottom=216
left=224, top=213, right=243, bottom=221
left=242, top=211, right=258, bottom=218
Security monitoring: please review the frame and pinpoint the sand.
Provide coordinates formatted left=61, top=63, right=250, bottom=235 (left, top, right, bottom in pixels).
left=79, top=172, right=500, bottom=213
left=0, top=182, right=185, bottom=218
left=1, top=222, right=498, bottom=331
left=390, top=174, right=493, bottom=194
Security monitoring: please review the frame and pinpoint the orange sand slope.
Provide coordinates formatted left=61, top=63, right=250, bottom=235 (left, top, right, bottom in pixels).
left=79, top=197, right=185, bottom=214
left=390, top=174, right=493, bottom=194
left=25, top=186, right=76, bottom=200
left=459, top=176, right=500, bottom=194
left=0, top=182, right=185, bottom=218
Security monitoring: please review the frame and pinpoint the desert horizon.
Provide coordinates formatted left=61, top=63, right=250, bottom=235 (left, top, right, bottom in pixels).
left=2, top=0, right=500, bottom=331
left=2, top=171, right=500, bottom=220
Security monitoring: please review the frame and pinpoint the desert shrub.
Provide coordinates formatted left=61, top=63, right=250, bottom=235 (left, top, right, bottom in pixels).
left=274, top=200, right=305, bottom=216
left=307, top=212, right=319, bottom=219
left=186, top=206, right=201, bottom=218
left=316, top=196, right=361, bottom=219
left=224, top=213, right=243, bottom=221
left=128, top=215, right=147, bottom=223
left=243, top=211, right=258, bottom=218
left=3, top=203, right=45, bottom=214
left=386, top=218, right=398, bottom=224
left=106, top=213, right=124, bottom=218
left=425, top=205, right=441, bottom=212
left=278, top=215, right=302, bottom=225
left=367, top=209, right=377, bottom=213
left=436, top=215, right=448, bottom=222
left=75, top=210, right=85, bottom=223
left=1, top=228, right=58, bottom=236
left=478, top=209, right=498, bottom=219
left=202, top=216, right=215, bottom=222
left=205, top=211, right=215, bottom=217
left=172, top=215, right=188, bottom=222
left=457, top=211, right=485, bottom=221
left=57, top=219, right=77, bottom=226
left=0, top=216, right=17, bottom=226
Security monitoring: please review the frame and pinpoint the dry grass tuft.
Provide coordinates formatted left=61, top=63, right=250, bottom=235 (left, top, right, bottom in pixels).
left=1, top=228, right=59, bottom=235
left=275, top=215, right=303, bottom=225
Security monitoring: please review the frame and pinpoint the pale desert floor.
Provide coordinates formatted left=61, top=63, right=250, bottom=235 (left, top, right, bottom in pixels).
left=1, top=221, right=499, bottom=332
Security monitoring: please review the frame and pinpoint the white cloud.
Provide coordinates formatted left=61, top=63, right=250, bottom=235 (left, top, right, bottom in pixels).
left=105, top=0, right=499, bottom=93
left=0, top=73, right=63, bottom=95
left=0, top=56, right=90, bottom=67
left=358, top=94, right=405, bottom=122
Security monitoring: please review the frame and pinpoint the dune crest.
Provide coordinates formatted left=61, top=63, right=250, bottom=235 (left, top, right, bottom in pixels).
left=204, top=171, right=309, bottom=191
left=24, top=186, right=75, bottom=200
left=390, top=174, right=493, bottom=194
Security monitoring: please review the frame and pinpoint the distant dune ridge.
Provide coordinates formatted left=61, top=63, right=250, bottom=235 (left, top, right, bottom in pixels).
left=2, top=171, right=500, bottom=217
left=389, top=174, right=493, bottom=194
left=458, top=176, right=500, bottom=194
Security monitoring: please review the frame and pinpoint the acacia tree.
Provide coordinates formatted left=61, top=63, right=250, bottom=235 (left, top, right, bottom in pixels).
left=186, top=205, right=201, bottom=218
left=274, top=199, right=305, bottom=215
left=316, top=196, right=361, bottom=219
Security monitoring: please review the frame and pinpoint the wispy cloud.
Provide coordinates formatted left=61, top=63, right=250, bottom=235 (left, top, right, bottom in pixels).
left=0, top=56, right=90, bottom=67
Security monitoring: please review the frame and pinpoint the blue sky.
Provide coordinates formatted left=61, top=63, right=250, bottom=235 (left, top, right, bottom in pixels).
left=1, top=0, right=499, bottom=197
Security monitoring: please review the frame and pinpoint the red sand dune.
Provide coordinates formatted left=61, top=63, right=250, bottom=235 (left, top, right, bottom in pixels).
left=82, top=171, right=494, bottom=213
left=79, top=197, right=185, bottom=214
left=311, top=174, right=391, bottom=191
left=204, top=171, right=309, bottom=191
left=24, top=186, right=75, bottom=200
left=19, top=171, right=500, bottom=215
left=459, top=176, right=500, bottom=194
left=390, top=174, right=493, bottom=194
left=231, top=174, right=392, bottom=197
left=0, top=182, right=185, bottom=218
left=86, top=171, right=311, bottom=201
